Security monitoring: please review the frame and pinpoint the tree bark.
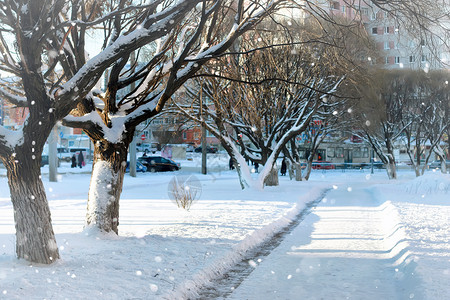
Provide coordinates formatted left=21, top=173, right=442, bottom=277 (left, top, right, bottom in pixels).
left=386, top=154, right=398, bottom=180
left=4, top=153, right=60, bottom=264
left=294, top=163, right=303, bottom=181
left=304, top=153, right=315, bottom=181
left=264, top=166, right=279, bottom=186
left=85, top=140, right=128, bottom=234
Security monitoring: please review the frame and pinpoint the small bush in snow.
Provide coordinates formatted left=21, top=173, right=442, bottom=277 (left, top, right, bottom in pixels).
left=168, top=175, right=202, bottom=210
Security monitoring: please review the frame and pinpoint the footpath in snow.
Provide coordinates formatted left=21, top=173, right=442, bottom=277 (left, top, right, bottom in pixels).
left=225, top=182, right=423, bottom=300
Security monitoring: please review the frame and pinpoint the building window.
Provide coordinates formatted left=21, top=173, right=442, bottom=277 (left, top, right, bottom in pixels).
left=421, top=54, right=427, bottom=62
left=328, top=147, right=335, bottom=158
left=384, top=41, right=390, bottom=50
left=182, top=132, right=187, bottom=139
left=395, top=57, right=400, bottom=64
left=371, top=27, right=378, bottom=35
left=385, top=57, right=389, bottom=64
left=370, top=12, right=376, bottom=20
left=336, top=147, right=344, bottom=158
left=353, top=147, right=362, bottom=158
left=360, top=8, right=369, bottom=16
left=420, top=39, right=425, bottom=47
left=409, top=55, right=415, bottom=63
left=384, top=27, right=390, bottom=34
left=342, top=5, right=346, bottom=13
left=362, top=147, right=369, bottom=158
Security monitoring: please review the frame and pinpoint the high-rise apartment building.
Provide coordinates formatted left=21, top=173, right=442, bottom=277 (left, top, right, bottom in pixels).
left=283, top=0, right=448, bottom=70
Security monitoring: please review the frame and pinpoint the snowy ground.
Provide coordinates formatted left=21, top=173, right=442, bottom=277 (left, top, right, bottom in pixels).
left=0, top=156, right=449, bottom=299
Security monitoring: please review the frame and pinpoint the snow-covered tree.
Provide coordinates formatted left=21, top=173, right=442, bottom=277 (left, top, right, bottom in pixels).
left=0, top=0, right=207, bottom=264
left=356, top=70, right=409, bottom=180
left=357, top=70, right=450, bottom=178
left=61, top=1, right=291, bottom=233
left=399, top=71, right=450, bottom=176
left=173, top=20, right=348, bottom=189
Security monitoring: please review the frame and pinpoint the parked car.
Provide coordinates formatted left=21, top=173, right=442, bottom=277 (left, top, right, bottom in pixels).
left=57, top=147, right=72, bottom=162
left=40, top=154, right=61, bottom=167
left=194, top=146, right=218, bottom=153
left=311, top=160, right=335, bottom=170
left=125, top=161, right=147, bottom=173
left=137, top=156, right=180, bottom=172
left=185, top=144, right=195, bottom=152
left=41, top=155, right=49, bottom=167
left=429, top=160, right=450, bottom=169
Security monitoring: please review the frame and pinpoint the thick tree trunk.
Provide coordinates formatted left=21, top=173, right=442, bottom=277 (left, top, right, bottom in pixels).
left=386, top=154, right=397, bottom=180
left=264, top=166, right=279, bottom=186
left=4, top=154, right=60, bottom=264
left=304, top=154, right=314, bottom=181
left=294, top=163, right=303, bottom=181
left=85, top=140, right=127, bottom=234
left=413, top=165, right=421, bottom=177
left=441, top=161, right=447, bottom=174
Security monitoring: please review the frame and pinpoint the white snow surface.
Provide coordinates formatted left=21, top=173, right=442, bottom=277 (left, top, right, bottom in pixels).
left=0, top=157, right=449, bottom=299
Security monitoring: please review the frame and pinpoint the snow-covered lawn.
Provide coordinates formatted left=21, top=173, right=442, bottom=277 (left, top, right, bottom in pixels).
left=0, top=162, right=449, bottom=299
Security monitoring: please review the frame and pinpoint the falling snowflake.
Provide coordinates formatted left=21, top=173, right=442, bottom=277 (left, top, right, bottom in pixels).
left=149, top=284, right=158, bottom=292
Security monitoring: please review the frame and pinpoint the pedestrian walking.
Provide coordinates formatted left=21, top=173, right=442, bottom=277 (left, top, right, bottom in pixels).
left=229, top=157, right=235, bottom=170
left=254, top=162, right=259, bottom=173
left=71, top=154, right=77, bottom=168
left=281, top=158, right=287, bottom=176
left=78, top=151, right=85, bottom=168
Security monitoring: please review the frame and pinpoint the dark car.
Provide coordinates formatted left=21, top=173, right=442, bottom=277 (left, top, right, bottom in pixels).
left=138, top=156, right=180, bottom=172
left=41, top=155, right=49, bottom=167
left=194, top=146, right=218, bottom=153
left=125, top=161, right=147, bottom=173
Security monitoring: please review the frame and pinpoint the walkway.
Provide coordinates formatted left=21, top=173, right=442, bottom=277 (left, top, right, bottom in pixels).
left=225, top=183, right=423, bottom=299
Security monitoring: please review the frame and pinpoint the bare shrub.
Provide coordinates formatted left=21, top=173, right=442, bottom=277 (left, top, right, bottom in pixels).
left=168, top=175, right=202, bottom=210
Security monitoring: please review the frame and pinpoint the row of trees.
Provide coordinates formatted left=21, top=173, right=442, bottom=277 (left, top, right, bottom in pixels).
left=357, top=69, right=450, bottom=179
left=169, top=17, right=376, bottom=189
left=168, top=13, right=450, bottom=185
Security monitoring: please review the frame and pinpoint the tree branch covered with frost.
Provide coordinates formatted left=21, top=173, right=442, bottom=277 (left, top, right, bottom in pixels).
left=63, top=0, right=290, bottom=144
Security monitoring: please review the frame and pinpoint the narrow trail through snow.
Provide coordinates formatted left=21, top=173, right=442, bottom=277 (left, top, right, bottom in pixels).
left=201, top=182, right=423, bottom=299
left=192, top=192, right=327, bottom=299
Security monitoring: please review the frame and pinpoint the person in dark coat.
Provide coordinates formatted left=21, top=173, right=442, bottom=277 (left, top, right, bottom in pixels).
left=71, top=154, right=77, bottom=168
left=229, top=157, right=235, bottom=170
left=254, top=162, right=259, bottom=173
left=281, top=158, right=287, bottom=176
left=78, top=151, right=84, bottom=168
